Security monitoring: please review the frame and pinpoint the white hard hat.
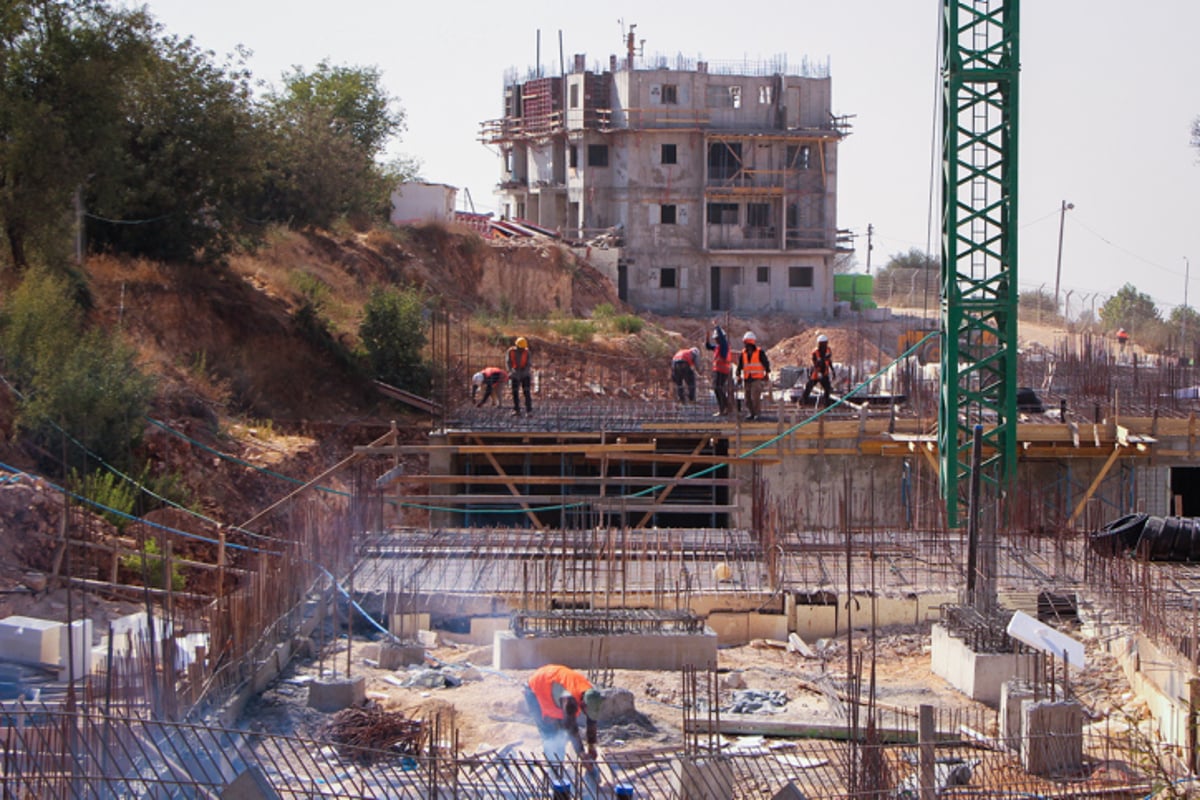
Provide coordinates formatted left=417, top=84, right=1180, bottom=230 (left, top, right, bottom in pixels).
left=742, top=331, right=756, bottom=343
left=817, top=334, right=829, bottom=344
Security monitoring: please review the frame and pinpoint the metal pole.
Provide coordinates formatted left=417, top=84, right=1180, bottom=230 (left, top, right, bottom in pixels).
left=1054, top=200, right=1074, bottom=311
left=1184, top=257, right=1191, bottom=358
left=966, top=425, right=983, bottom=607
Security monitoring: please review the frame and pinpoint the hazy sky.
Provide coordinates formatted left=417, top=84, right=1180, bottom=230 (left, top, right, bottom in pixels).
left=133, top=0, right=1200, bottom=319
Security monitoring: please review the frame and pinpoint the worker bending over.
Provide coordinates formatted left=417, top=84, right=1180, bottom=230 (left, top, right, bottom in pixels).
left=472, top=367, right=508, bottom=407
left=671, top=347, right=701, bottom=403
left=523, top=664, right=603, bottom=775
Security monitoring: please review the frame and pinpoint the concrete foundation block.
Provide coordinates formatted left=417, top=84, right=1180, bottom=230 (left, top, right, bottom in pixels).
left=307, top=676, right=366, bottom=713
left=672, top=757, right=735, bottom=800
left=1000, top=681, right=1036, bottom=753
left=930, top=623, right=1038, bottom=707
left=1021, top=700, right=1083, bottom=777
left=0, top=615, right=92, bottom=680
left=221, top=765, right=281, bottom=799
left=493, top=630, right=718, bottom=671
left=378, top=643, right=425, bottom=670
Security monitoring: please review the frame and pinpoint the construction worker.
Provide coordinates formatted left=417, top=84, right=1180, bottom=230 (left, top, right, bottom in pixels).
left=801, top=333, right=836, bottom=408
left=1117, top=328, right=1129, bottom=351
left=471, top=366, right=508, bottom=407
left=523, top=664, right=603, bottom=779
left=736, top=331, right=771, bottom=421
left=705, top=322, right=733, bottom=416
left=671, top=346, right=701, bottom=403
left=506, top=337, right=533, bottom=416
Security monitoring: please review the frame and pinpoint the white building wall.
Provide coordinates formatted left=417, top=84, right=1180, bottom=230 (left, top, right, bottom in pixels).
left=390, top=182, right=457, bottom=225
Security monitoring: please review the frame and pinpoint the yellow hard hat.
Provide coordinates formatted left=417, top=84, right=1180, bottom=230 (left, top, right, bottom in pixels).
left=516, top=337, right=528, bottom=349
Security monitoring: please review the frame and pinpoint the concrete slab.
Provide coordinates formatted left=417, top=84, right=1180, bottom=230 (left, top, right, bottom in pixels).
left=1021, top=700, right=1083, bottom=777
left=493, top=630, right=718, bottom=670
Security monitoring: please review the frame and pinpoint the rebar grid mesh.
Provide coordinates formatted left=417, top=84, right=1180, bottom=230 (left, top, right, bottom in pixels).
left=0, top=702, right=1170, bottom=799
left=512, top=608, right=706, bottom=637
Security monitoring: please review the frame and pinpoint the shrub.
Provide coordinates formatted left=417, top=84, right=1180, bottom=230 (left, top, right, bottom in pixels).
left=613, top=314, right=644, bottom=334
left=552, top=318, right=595, bottom=343
left=360, top=286, right=430, bottom=393
left=120, top=538, right=185, bottom=591
left=1, top=269, right=156, bottom=473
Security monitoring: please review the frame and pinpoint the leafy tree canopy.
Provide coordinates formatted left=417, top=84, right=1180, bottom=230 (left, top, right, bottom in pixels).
left=1099, top=283, right=1161, bottom=334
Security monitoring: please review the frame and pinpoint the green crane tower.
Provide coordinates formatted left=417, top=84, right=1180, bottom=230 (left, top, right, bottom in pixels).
left=939, top=0, right=1020, bottom=527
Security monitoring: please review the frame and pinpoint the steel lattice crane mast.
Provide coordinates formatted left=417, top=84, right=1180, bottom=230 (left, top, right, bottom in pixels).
left=939, top=0, right=1020, bottom=527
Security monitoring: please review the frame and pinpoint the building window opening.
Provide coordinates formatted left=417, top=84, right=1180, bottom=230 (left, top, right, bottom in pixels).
left=708, top=141, right=742, bottom=181
left=789, top=144, right=812, bottom=170
left=662, top=84, right=678, bottom=104
left=570, top=83, right=579, bottom=108
left=758, top=85, right=773, bottom=104
left=747, top=203, right=770, bottom=228
left=661, top=143, right=677, bottom=165
left=757, top=266, right=770, bottom=283
left=569, top=145, right=578, bottom=169
left=660, top=204, right=677, bottom=225
left=660, top=267, right=678, bottom=289
left=706, top=202, right=739, bottom=225
left=729, top=85, right=742, bottom=109
left=587, top=144, right=609, bottom=167
left=788, top=266, right=814, bottom=288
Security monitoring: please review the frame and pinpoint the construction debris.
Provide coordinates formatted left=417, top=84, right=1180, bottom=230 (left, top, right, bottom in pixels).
left=323, top=704, right=427, bottom=764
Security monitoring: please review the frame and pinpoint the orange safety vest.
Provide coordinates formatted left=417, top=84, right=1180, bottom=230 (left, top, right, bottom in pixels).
left=810, top=347, right=832, bottom=378
left=741, top=347, right=766, bottom=380
left=672, top=348, right=695, bottom=367
left=712, top=348, right=732, bottom=375
left=528, top=664, right=593, bottom=720
left=507, top=347, right=530, bottom=371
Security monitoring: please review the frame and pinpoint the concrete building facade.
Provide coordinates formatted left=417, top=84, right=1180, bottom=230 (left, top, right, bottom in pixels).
left=481, top=47, right=851, bottom=316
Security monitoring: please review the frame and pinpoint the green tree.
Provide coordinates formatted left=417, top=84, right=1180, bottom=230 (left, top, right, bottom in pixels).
left=881, top=248, right=939, bottom=273
left=260, top=61, right=406, bottom=228
left=359, top=287, right=429, bottom=393
left=0, top=268, right=155, bottom=472
left=1099, top=283, right=1161, bottom=334
left=0, top=0, right=155, bottom=268
left=1019, top=288, right=1059, bottom=320
left=86, top=34, right=265, bottom=262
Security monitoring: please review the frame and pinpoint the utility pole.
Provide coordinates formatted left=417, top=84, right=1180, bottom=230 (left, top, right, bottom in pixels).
left=865, top=223, right=874, bottom=273
left=1053, top=200, right=1074, bottom=312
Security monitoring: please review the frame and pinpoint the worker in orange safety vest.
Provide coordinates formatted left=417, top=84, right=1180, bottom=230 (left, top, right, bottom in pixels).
left=736, top=331, right=771, bottom=421
left=506, top=337, right=533, bottom=416
left=523, top=664, right=604, bottom=777
left=801, top=333, right=836, bottom=408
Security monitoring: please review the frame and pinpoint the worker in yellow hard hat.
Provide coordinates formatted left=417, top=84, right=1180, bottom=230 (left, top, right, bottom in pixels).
left=506, top=336, right=533, bottom=416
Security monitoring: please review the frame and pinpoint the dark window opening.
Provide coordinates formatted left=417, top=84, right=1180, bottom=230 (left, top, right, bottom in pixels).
left=660, top=204, right=677, bottom=225
left=569, top=145, right=578, bottom=169
left=1172, top=467, right=1200, bottom=516
left=569, top=84, right=579, bottom=109
left=757, top=266, right=770, bottom=283
left=661, top=143, right=677, bottom=165
left=788, top=144, right=812, bottom=170
left=587, top=144, right=609, bottom=167
left=707, top=203, right=739, bottom=225
left=662, top=84, right=678, bottom=104
left=747, top=203, right=770, bottom=227
left=708, top=142, right=742, bottom=181
left=660, top=268, right=677, bottom=289
left=789, top=266, right=814, bottom=288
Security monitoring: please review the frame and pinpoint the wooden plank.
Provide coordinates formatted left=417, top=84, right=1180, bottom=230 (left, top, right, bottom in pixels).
left=635, top=440, right=708, bottom=528
left=355, top=443, right=657, bottom=455
left=474, top=438, right=544, bottom=530
left=394, top=474, right=742, bottom=486
left=582, top=454, right=780, bottom=464
left=1068, top=445, right=1124, bottom=526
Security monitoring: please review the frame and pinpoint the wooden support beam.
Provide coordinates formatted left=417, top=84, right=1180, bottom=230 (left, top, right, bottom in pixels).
left=1067, top=445, right=1124, bottom=527
left=474, top=438, right=545, bottom=530
left=635, top=439, right=708, bottom=529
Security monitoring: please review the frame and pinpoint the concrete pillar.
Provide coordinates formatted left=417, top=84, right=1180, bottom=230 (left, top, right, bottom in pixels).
left=1000, top=681, right=1036, bottom=754
left=1021, top=700, right=1083, bottom=777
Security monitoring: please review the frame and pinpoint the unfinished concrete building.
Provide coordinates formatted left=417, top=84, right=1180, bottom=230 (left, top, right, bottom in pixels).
left=480, top=37, right=851, bottom=315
